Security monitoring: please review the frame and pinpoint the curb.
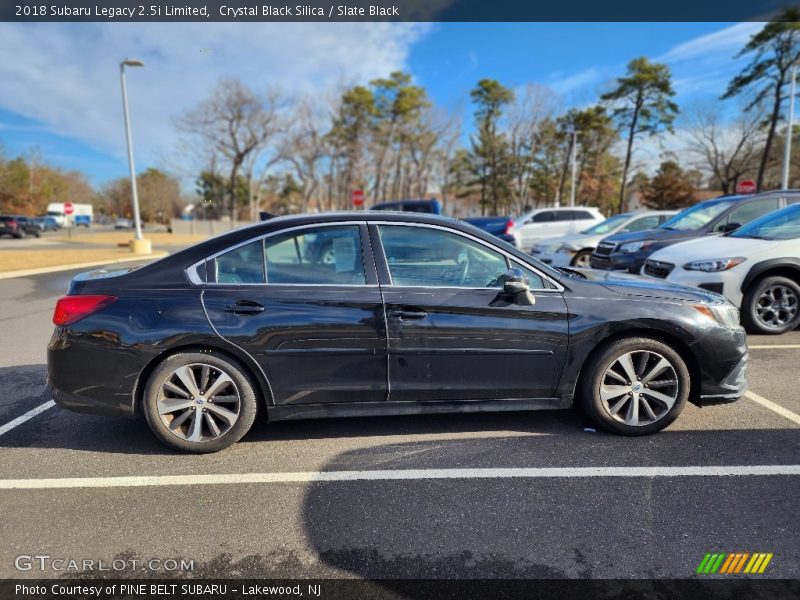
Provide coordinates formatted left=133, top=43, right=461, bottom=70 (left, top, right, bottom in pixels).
left=0, top=252, right=169, bottom=280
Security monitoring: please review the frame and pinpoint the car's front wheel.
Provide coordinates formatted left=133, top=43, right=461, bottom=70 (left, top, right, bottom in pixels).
left=741, top=276, right=800, bottom=335
left=579, top=337, right=690, bottom=435
left=142, top=351, right=259, bottom=453
left=570, top=250, right=592, bottom=268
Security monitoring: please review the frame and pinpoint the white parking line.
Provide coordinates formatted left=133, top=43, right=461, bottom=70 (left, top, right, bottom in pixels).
left=0, top=400, right=55, bottom=437
left=0, top=465, right=797, bottom=490
left=745, top=391, right=800, bottom=426
left=748, top=344, right=800, bottom=350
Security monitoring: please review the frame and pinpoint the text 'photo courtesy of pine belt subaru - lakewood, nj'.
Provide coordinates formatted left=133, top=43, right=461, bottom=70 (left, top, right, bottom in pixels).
left=590, top=190, right=800, bottom=274
left=642, top=203, right=800, bottom=335
left=48, top=212, right=748, bottom=453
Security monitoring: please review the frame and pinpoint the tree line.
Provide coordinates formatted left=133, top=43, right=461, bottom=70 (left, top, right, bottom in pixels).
left=1, top=15, right=798, bottom=221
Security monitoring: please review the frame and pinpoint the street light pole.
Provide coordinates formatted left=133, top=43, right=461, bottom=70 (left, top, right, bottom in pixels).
left=119, top=58, right=149, bottom=253
left=569, top=129, right=578, bottom=207
left=782, top=62, right=797, bottom=190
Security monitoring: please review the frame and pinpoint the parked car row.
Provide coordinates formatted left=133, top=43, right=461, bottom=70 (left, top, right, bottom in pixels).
left=523, top=190, right=800, bottom=335
left=0, top=215, right=42, bottom=238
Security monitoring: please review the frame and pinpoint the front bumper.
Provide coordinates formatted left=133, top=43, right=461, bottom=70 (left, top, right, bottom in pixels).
left=589, top=252, right=645, bottom=273
left=696, top=325, right=748, bottom=404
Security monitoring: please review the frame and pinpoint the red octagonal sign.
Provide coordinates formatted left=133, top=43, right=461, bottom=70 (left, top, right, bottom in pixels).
left=735, top=180, right=756, bottom=195
left=63, top=202, right=74, bottom=215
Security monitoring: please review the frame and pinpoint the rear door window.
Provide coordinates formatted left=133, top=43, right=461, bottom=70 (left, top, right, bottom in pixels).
left=264, top=226, right=366, bottom=285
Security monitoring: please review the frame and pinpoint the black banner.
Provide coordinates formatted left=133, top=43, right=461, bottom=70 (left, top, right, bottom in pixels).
left=1, top=0, right=799, bottom=22
left=2, top=579, right=800, bottom=600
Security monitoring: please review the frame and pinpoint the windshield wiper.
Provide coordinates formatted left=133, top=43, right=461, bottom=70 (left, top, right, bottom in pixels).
left=736, top=234, right=774, bottom=240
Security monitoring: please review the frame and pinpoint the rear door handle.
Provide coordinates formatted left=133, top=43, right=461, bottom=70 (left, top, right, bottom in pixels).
left=388, top=308, right=428, bottom=320
left=225, top=300, right=265, bottom=315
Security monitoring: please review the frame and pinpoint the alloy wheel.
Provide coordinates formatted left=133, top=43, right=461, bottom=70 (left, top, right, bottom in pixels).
left=157, top=363, right=241, bottom=442
left=755, top=284, right=798, bottom=330
left=599, top=350, right=679, bottom=426
left=572, top=252, right=591, bottom=268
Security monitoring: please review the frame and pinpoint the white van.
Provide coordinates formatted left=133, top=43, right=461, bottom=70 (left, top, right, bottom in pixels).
left=511, top=206, right=605, bottom=251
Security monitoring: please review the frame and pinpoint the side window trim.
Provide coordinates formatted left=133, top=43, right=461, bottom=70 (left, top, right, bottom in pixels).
left=367, top=221, right=561, bottom=291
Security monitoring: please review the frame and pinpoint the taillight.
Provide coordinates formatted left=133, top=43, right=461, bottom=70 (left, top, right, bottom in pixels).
left=53, top=295, right=116, bottom=326
left=505, top=219, right=515, bottom=235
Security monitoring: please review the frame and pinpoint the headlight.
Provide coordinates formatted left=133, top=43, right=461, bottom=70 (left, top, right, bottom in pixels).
left=683, top=257, right=746, bottom=272
left=558, top=243, right=579, bottom=253
left=692, top=304, right=740, bottom=328
left=619, top=241, right=651, bottom=254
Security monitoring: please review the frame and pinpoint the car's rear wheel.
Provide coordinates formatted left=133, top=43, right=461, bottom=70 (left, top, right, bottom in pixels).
left=579, top=337, right=689, bottom=435
left=741, top=276, right=800, bottom=335
left=142, top=351, right=258, bottom=453
left=570, top=250, right=592, bottom=268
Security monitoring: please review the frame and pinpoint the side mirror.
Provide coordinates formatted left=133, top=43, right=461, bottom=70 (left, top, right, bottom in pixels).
left=501, top=268, right=535, bottom=305
left=719, top=222, right=741, bottom=233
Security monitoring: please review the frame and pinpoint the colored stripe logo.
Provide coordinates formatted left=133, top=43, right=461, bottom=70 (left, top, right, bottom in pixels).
left=696, top=552, right=773, bottom=574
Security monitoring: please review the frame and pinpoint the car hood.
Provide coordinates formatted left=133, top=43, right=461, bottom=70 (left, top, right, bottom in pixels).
left=648, top=235, right=783, bottom=264
left=573, top=269, right=726, bottom=304
left=601, top=227, right=702, bottom=246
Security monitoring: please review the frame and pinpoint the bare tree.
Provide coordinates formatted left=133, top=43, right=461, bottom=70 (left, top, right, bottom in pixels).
left=505, top=84, right=557, bottom=214
left=281, top=98, right=329, bottom=213
left=176, top=78, right=282, bottom=224
left=684, top=102, right=763, bottom=194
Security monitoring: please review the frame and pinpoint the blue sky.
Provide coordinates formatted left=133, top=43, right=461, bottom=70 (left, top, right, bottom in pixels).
left=0, top=21, right=763, bottom=186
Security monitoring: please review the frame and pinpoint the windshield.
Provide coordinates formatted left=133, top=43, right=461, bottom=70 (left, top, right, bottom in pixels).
left=582, top=214, right=631, bottom=235
left=659, top=199, right=737, bottom=231
left=731, top=205, right=800, bottom=241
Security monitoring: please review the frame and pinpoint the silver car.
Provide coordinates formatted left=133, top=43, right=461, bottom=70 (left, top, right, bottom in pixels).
left=531, top=211, right=676, bottom=268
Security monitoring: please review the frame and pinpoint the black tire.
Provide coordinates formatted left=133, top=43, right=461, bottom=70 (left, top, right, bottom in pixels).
left=578, top=336, right=690, bottom=436
left=13, top=231, right=23, bottom=239
left=741, top=276, right=800, bottom=335
left=570, top=250, right=592, bottom=268
left=142, top=351, right=259, bottom=453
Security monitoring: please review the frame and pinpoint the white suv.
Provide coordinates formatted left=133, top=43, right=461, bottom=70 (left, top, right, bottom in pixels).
left=643, top=203, right=800, bottom=334
left=511, top=207, right=604, bottom=251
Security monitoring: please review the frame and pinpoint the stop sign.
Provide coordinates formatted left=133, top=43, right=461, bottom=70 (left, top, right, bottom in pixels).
left=63, top=202, right=74, bottom=215
left=351, top=189, right=365, bottom=206
left=736, top=180, right=756, bottom=194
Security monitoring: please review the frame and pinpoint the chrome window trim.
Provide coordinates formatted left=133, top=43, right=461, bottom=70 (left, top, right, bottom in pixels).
left=370, top=220, right=564, bottom=292
left=185, top=218, right=564, bottom=292
left=185, top=221, right=367, bottom=287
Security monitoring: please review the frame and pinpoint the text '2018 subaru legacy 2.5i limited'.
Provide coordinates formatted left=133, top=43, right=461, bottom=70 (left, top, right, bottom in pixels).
left=590, top=191, right=800, bottom=274
left=48, top=213, right=748, bottom=453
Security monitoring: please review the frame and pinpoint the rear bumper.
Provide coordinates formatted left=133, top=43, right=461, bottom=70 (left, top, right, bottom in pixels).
left=47, top=327, right=146, bottom=418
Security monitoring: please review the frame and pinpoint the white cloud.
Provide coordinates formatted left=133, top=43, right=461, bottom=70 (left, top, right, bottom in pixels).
left=548, top=67, right=603, bottom=96
left=658, top=22, right=763, bottom=64
left=0, top=22, right=430, bottom=167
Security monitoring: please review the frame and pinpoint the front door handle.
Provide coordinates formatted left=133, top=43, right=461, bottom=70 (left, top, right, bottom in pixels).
left=225, top=300, right=265, bottom=315
left=388, top=308, right=428, bottom=320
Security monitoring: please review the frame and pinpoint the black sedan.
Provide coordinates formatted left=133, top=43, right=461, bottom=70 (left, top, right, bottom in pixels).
left=48, top=212, right=748, bottom=453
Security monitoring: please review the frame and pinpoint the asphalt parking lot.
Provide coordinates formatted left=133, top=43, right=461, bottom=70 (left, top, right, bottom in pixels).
left=0, top=267, right=797, bottom=581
